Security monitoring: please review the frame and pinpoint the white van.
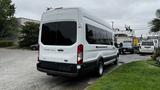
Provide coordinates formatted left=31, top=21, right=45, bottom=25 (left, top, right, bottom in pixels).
left=37, top=8, right=119, bottom=77
left=139, top=40, right=155, bottom=54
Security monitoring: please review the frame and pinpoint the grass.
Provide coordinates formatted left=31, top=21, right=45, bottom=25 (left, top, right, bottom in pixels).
left=88, top=60, right=160, bottom=90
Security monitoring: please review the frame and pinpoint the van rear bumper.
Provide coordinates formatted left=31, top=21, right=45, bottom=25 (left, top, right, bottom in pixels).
left=37, top=60, right=79, bottom=77
left=37, top=67, right=79, bottom=77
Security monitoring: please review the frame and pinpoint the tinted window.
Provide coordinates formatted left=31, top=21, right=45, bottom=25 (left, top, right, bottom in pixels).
left=123, top=41, right=132, bottom=46
left=142, top=42, right=154, bottom=46
left=123, top=41, right=132, bottom=43
left=86, top=24, right=113, bottom=45
left=41, top=21, right=76, bottom=45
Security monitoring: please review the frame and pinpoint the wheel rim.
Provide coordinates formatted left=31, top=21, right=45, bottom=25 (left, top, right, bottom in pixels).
left=99, top=63, right=103, bottom=75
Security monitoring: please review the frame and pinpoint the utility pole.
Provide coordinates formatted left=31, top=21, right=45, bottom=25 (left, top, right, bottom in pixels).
left=140, top=34, right=143, bottom=40
left=111, top=21, right=114, bottom=30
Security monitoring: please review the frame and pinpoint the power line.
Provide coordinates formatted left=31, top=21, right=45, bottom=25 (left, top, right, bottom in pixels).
left=132, top=29, right=150, bottom=31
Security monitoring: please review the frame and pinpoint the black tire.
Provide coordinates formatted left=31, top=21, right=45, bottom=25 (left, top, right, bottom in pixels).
left=95, top=61, right=104, bottom=77
left=113, top=56, right=119, bottom=65
left=47, top=73, right=57, bottom=77
left=32, top=46, right=36, bottom=50
left=47, top=73, right=52, bottom=76
left=130, top=50, right=134, bottom=54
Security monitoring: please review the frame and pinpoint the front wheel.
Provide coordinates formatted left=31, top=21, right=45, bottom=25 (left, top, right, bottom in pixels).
left=95, top=61, right=104, bottom=77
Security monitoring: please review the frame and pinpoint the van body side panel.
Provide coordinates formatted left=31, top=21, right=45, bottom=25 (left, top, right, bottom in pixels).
left=82, top=16, right=117, bottom=63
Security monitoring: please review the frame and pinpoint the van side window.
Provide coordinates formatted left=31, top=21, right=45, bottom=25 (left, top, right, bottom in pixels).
left=86, top=24, right=113, bottom=45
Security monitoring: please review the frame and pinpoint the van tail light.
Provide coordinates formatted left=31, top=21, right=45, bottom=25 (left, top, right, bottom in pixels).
left=77, top=44, right=83, bottom=65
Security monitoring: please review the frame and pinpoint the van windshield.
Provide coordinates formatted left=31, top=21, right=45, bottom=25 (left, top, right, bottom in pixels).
left=41, top=21, right=77, bottom=45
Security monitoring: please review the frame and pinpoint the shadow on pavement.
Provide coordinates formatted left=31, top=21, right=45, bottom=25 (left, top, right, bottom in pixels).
left=139, top=53, right=153, bottom=56
left=38, top=64, right=118, bottom=90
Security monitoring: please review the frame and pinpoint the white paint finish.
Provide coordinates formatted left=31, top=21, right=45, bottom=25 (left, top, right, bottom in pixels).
left=39, top=8, right=118, bottom=66
left=139, top=40, right=155, bottom=53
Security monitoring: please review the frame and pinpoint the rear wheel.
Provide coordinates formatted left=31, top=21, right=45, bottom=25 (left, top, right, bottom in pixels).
left=47, top=73, right=52, bottom=76
left=47, top=73, right=57, bottom=77
left=95, top=61, right=104, bottom=77
left=31, top=46, right=36, bottom=50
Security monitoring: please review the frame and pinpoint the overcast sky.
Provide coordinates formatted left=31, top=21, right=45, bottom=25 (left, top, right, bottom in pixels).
left=12, top=0, right=160, bottom=36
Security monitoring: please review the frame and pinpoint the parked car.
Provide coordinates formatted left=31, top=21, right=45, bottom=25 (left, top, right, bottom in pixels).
left=30, top=44, right=38, bottom=50
left=37, top=8, right=119, bottom=77
left=139, top=40, right=155, bottom=54
left=122, top=41, right=134, bottom=54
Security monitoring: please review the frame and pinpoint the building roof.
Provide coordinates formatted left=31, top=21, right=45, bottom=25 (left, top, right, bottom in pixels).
left=17, top=17, right=40, bottom=25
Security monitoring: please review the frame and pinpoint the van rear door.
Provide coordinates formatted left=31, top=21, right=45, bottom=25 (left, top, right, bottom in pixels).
left=40, top=21, right=77, bottom=64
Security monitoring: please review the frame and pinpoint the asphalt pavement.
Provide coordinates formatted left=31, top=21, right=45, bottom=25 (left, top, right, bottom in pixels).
left=0, top=48, right=150, bottom=90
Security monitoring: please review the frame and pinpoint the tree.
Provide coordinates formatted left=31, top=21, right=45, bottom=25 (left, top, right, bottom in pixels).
left=150, top=9, right=160, bottom=61
left=156, top=9, right=160, bottom=18
left=150, top=9, right=160, bottom=32
left=150, top=18, right=160, bottom=32
left=19, top=22, right=39, bottom=47
left=0, top=0, right=18, bottom=39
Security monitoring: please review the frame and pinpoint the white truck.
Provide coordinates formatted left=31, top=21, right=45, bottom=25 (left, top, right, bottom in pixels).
left=139, top=40, right=155, bottom=54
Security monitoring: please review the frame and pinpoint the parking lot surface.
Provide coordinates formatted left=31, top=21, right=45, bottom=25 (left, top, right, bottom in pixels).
left=0, top=48, right=150, bottom=90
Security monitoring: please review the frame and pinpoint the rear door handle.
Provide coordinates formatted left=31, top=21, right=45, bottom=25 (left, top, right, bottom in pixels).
left=57, top=49, right=64, bottom=52
left=96, top=46, right=108, bottom=48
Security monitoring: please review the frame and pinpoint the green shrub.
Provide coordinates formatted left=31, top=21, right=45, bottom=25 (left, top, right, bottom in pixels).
left=152, top=48, right=160, bottom=60
left=0, top=40, right=14, bottom=47
left=18, top=22, right=39, bottom=47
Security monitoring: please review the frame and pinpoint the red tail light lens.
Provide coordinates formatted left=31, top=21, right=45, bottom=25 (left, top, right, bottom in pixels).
left=77, top=44, right=83, bottom=64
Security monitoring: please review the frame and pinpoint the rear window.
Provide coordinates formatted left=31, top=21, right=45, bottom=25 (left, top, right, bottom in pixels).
left=41, top=21, right=77, bottom=45
left=142, top=42, right=154, bottom=46
left=123, top=41, right=131, bottom=43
